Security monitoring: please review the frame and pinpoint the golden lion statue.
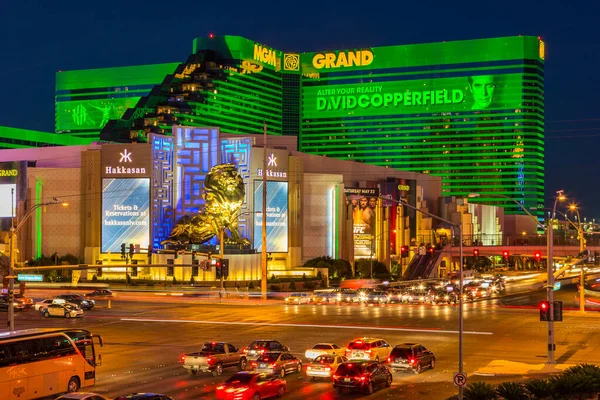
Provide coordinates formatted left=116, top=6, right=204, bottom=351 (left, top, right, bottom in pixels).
left=162, top=164, right=250, bottom=247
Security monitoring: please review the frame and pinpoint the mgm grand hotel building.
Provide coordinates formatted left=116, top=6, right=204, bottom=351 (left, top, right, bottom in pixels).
left=0, top=34, right=544, bottom=281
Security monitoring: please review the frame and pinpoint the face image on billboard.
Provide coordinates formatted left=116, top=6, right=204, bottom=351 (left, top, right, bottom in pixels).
left=303, top=73, right=523, bottom=119
left=253, top=181, right=288, bottom=252
left=0, top=184, right=16, bottom=218
left=345, top=191, right=378, bottom=259
left=101, top=178, right=150, bottom=253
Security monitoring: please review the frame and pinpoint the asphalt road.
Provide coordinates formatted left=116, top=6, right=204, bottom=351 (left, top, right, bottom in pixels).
left=2, top=290, right=600, bottom=400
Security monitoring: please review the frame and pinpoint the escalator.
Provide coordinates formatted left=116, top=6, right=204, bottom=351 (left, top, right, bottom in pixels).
left=402, top=251, right=443, bottom=281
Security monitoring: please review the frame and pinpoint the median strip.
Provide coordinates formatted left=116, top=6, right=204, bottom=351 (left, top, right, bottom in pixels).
left=120, top=318, right=493, bottom=335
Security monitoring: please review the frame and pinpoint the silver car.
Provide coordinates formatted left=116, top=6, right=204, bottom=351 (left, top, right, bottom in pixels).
left=42, top=303, right=83, bottom=318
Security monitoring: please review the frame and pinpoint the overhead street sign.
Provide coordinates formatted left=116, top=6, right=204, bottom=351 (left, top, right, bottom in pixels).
left=453, top=372, right=467, bottom=387
left=17, top=274, right=43, bottom=282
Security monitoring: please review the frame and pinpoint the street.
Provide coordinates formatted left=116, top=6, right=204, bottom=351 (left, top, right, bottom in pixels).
left=2, top=288, right=600, bottom=399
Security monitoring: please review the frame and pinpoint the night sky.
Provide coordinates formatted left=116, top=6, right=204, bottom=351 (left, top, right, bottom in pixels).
left=2, top=0, right=599, bottom=218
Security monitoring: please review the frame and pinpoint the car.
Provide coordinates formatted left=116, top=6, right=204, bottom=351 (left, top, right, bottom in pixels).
left=284, top=292, right=310, bottom=304
left=386, top=343, right=435, bottom=374
left=114, top=394, right=173, bottom=400
left=34, top=298, right=79, bottom=312
left=306, top=354, right=348, bottom=379
left=56, top=393, right=111, bottom=400
left=251, top=352, right=302, bottom=378
left=304, top=343, right=344, bottom=361
left=84, top=289, right=115, bottom=298
left=310, top=289, right=337, bottom=304
left=1, top=294, right=32, bottom=310
left=332, top=361, right=392, bottom=395
left=243, top=340, right=290, bottom=359
left=55, top=294, right=94, bottom=310
left=336, top=289, right=360, bottom=303
left=215, top=372, right=286, bottom=400
left=42, top=303, right=84, bottom=318
left=345, top=338, right=392, bottom=361
left=364, top=291, right=390, bottom=304
left=431, top=291, right=458, bottom=305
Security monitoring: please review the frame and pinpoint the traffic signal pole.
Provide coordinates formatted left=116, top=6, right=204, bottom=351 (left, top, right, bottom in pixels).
left=220, top=228, right=225, bottom=301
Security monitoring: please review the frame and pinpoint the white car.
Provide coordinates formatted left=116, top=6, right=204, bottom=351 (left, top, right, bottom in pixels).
left=42, top=303, right=84, bottom=318
left=306, top=355, right=348, bottom=379
left=56, top=393, right=110, bottom=400
left=304, top=343, right=344, bottom=361
left=34, top=298, right=78, bottom=312
left=284, top=292, right=310, bottom=304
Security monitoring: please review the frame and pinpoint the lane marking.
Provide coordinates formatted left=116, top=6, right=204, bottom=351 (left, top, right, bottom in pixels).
left=120, top=318, right=493, bottom=335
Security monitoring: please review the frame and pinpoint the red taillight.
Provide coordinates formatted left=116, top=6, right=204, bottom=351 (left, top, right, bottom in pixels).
left=180, top=355, right=185, bottom=363
left=260, top=349, right=265, bottom=354
left=242, top=348, right=248, bottom=354
left=360, top=376, right=367, bottom=381
left=333, top=375, right=338, bottom=379
left=324, top=367, right=331, bottom=371
left=207, top=357, right=212, bottom=364
left=270, top=363, right=277, bottom=368
left=410, top=358, right=415, bottom=364
left=216, top=385, right=225, bottom=390
left=251, top=361, right=257, bottom=367
left=387, top=357, right=391, bottom=363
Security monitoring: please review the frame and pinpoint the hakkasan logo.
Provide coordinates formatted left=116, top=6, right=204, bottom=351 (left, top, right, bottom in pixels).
left=283, top=53, right=300, bottom=71
left=105, top=149, right=146, bottom=175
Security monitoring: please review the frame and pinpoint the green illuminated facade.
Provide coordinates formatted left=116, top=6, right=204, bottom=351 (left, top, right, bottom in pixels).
left=62, top=35, right=543, bottom=215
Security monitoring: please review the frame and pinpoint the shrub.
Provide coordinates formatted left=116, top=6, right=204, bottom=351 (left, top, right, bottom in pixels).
left=464, top=381, right=497, bottom=400
left=495, top=381, right=527, bottom=400
left=91, top=275, right=98, bottom=282
left=304, top=281, right=315, bottom=290
left=270, top=284, right=281, bottom=291
left=146, top=281, right=155, bottom=287
left=321, top=278, right=327, bottom=288
left=524, top=378, right=553, bottom=399
left=316, top=270, right=322, bottom=280
left=190, top=276, right=195, bottom=285
left=302, top=273, right=307, bottom=281
left=172, top=276, right=177, bottom=284
left=288, top=281, right=296, bottom=290
left=248, top=281, right=255, bottom=289
left=549, top=374, right=584, bottom=399
left=126, top=274, right=132, bottom=285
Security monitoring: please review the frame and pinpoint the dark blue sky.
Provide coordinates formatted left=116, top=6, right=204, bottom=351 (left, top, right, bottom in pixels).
left=2, top=0, right=599, bottom=218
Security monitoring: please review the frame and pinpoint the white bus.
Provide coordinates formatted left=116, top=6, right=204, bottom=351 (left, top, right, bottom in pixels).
left=0, top=328, right=104, bottom=399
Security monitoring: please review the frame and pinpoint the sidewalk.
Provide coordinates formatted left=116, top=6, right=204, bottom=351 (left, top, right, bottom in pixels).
left=473, top=360, right=573, bottom=377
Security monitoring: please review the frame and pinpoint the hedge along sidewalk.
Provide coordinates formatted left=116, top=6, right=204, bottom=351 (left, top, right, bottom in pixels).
left=473, top=360, right=574, bottom=377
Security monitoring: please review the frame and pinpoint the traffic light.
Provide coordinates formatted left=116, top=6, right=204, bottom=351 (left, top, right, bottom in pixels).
left=400, top=245, right=409, bottom=258
left=502, top=250, right=509, bottom=260
left=97, top=268, right=102, bottom=278
left=129, top=244, right=135, bottom=258
left=222, top=259, right=229, bottom=279
left=131, top=266, right=138, bottom=277
left=192, top=266, right=199, bottom=277
left=215, top=260, right=222, bottom=279
left=534, top=251, right=542, bottom=262
left=121, top=243, right=126, bottom=259
left=428, top=247, right=434, bottom=254
left=553, top=301, right=563, bottom=322
left=167, top=266, right=174, bottom=277
left=539, top=300, right=551, bottom=321
left=473, top=249, right=480, bottom=257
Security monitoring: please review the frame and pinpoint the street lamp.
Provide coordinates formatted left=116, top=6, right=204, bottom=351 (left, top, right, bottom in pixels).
left=568, top=204, right=585, bottom=253
left=568, top=204, right=586, bottom=314
left=8, top=195, right=66, bottom=331
left=546, top=189, right=565, bottom=364
left=380, top=196, right=464, bottom=399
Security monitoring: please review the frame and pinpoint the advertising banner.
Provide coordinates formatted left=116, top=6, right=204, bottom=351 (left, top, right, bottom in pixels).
left=101, top=178, right=150, bottom=253
left=303, top=73, right=523, bottom=119
left=253, top=181, right=288, bottom=252
left=0, top=161, right=26, bottom=222
left=56, top=97, right=141, bottom=132
left=344, top=188, right=379, bottom=259
left=101, top=143, right=152, bottom=178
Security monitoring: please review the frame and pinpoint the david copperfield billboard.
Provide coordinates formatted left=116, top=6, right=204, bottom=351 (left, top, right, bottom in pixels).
left=0, top=162, right=26, bottom=225
left=101, top=144, right=151, bottom=253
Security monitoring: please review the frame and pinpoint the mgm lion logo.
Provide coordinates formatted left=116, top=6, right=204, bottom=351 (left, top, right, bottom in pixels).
left=162, top=164, right=250, bottom=247
left=283, top=53, right=300, bottom=71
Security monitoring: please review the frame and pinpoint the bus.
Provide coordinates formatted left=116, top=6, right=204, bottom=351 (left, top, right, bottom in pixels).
left=0, top=328, right=104, bottom=399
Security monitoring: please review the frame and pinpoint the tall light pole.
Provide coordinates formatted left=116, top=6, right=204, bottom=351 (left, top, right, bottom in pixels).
left=261, top=122, right=268, bottom=300
left=380, top=196, right=464, bottom=399
left=569, top=204, right=586, bottom=313
left=546, top=190, right=565, bottom=364
left=8, top=196, right=66, bottom=331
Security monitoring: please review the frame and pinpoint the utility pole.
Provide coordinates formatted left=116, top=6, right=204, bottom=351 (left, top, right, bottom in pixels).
left=261, top=122, right=268, bottom=300
left=220, top=228, right=225, bottom=300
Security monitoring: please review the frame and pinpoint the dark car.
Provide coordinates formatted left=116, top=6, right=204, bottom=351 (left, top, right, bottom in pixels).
left=243, top=340, right=290, bottom=359
left=0, top=296, right=9, bottom=311
left=56, top=294, right=94, bottom=310
left=114, top=394, right=172, bottom=400
left=84, top=289, right=115, bottom=298
left=333, top=361, right=392, bottom=395
left=251, top=352, right=302, bottom=378
left=387, top=343, right=435, bottom=374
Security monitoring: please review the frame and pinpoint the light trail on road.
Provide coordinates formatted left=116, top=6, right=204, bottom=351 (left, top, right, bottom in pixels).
left=120, top=317, right=494, bottom=335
